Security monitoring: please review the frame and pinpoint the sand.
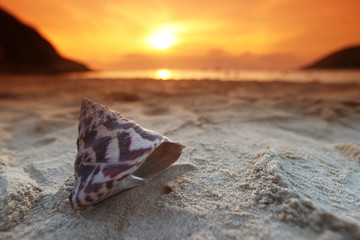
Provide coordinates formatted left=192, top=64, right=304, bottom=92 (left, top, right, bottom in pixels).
left=0, top=76, right=360, bottom=239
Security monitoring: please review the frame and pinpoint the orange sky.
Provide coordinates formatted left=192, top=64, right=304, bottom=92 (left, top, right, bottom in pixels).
left=1, top=0, right=360, bottom=70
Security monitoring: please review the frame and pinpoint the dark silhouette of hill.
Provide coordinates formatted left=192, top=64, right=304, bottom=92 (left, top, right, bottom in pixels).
left=303, top=45, right=360, bottom=69
left=0, top=8, right=89, bottom=73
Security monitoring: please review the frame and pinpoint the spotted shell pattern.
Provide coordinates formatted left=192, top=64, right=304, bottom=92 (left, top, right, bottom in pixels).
left=71, top=98, right=184, bottom=209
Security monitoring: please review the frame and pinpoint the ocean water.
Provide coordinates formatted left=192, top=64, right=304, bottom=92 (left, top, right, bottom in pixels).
left=64, top=69, right=360, bottom=84
left=1, top=69, right=360, bottom=84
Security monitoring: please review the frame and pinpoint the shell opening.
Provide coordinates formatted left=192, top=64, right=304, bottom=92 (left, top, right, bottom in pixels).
left=132, top=141, right=184, bottom=180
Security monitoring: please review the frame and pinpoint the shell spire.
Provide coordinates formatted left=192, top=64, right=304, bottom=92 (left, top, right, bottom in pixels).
left=71, top=98, right=185, bottom=209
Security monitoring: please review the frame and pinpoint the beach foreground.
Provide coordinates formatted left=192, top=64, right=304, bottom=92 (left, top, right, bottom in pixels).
left=0, top=77, right=360, bottom=239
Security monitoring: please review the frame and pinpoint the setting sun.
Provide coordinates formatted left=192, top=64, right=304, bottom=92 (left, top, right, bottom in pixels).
left=148, top=27, right=177, bottom=50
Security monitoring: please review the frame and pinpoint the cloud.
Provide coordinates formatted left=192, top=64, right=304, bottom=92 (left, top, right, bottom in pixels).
left=104, top=49, right=304, bottom=70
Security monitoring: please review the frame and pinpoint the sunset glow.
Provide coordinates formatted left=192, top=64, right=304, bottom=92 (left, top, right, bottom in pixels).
left=148, top=28, right=177, bottom=50
left=1, top=0, right=360, bottom=70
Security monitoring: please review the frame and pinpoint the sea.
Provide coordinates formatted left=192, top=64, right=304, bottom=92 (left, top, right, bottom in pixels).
left=63, top=69, right=360, bottom=84
left=2, top=69, right=360, bottom=84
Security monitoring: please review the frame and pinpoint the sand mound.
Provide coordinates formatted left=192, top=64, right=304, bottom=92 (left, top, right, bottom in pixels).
left=0, top=166, right=41, bottom=230
left=335, top=144, right=360, bottom=163
left=239, top=149, right=360, bottom=238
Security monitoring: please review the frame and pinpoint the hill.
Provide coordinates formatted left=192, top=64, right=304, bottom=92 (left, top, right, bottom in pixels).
left=0, top=8, right=89, bottom=73
left=303, top=45, right=360, bottom=69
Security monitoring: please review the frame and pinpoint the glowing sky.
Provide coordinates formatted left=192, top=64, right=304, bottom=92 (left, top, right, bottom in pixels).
left=1, top=0, right=360, bottom=70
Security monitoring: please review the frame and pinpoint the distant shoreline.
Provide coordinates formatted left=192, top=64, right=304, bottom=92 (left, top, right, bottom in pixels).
left=2, top=69, right=358, bottom=84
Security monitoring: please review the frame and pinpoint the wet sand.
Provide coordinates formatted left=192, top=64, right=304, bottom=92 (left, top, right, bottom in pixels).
left=0, top=76, right=360, bottom=239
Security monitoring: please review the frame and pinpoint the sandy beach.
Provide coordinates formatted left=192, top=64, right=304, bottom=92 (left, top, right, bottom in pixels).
left=0, top=76, right=360, bottom=239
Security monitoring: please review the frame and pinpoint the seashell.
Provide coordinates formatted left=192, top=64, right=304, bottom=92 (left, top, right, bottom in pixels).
left=71, top=98, right=185, bottom=209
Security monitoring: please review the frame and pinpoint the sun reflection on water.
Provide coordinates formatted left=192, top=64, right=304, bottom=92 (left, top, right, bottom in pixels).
left=156, top=69, right=171, bottom=79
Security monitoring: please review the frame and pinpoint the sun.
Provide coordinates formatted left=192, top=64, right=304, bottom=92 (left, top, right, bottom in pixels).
left=148, top=27, right=177, bottom=50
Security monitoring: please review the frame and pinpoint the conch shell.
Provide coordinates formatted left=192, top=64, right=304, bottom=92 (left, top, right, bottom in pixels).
left=71, top=98, right=185, bottom=209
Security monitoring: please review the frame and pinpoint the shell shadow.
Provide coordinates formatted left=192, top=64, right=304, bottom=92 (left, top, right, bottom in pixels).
left=77, top=163, right=196, bottom=215
left=151, top=163, right=197, bottom=185
left=71, top=164, right=200, bottom=238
